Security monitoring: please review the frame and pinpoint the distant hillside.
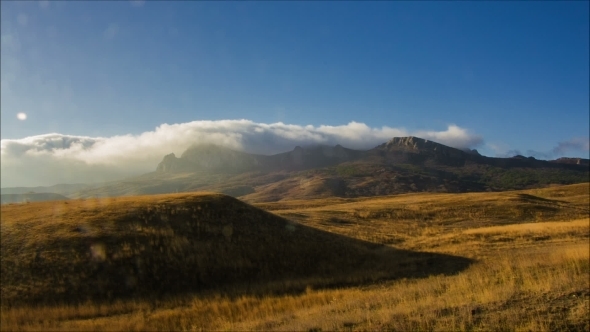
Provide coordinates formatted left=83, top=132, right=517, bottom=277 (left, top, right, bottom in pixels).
left=256, top=183, right=590, bottom=246
left=0, top=193, right=471, bottom=306
left=156, top=143, right=363, bottom=173
left=55, top=136, right=590, bottom=202
left=1, top=193, right=69, bottom=204
left=551, top=157, right=590, bottom=166
left=1, top=183, right=96, bottom=196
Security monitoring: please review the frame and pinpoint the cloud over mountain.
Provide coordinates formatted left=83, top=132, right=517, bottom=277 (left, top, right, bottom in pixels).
left=1, top=120, right=482, bottom=187
left=490, top=137, right=590, bottom=160
left=551, top=138, right=590, bottom=156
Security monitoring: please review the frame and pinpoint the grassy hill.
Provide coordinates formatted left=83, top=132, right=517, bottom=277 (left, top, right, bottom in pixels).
left=0, top=193, right=471, bottom=307
left=1, top=184, right=588, bottom=331
left=254, top=183, right=590, bottom=247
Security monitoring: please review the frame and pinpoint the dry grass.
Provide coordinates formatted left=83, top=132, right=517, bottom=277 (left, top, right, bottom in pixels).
left=1, top=183, right=589, bottom=331
left=3, top=192, right=472, bottom=307
left=256, top=183, right=589, bottom=249
left=2, top=240, right=587, bottom=331
left=233, top=243, right=589, bottom=331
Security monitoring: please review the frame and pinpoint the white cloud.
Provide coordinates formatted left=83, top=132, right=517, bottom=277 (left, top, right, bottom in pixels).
left=487, top=142, right=521, bottom=157
left=525, top=137, right=590, bottom=159
left=415, top=124, right=483, bottom=150
left=488, top=137, right=589, bottom=159
left=552, top=137, right=590, bottom=156
left=0, top=120, right=483, bottom=187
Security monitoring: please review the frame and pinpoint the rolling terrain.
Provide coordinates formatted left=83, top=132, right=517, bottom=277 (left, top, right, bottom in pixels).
left=0, top=192, right=470, bottom=307
left=1, top=192, right=69, bottom=204
left=0, top=183, right=588, bottom=331
left=0, top=183, right=96, bottom=196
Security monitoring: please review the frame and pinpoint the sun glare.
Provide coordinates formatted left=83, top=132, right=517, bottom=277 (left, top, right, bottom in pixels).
left=17, top=112, right=27, bottom=121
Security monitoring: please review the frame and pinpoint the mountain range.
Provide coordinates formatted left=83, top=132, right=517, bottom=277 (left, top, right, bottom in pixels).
left=2, top=136, right=588, bottom=203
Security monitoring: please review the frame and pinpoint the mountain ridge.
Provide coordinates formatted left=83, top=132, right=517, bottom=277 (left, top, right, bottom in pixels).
left=156, top=143, right=364, bottom=173
left=156, top=136, right=589, bottom=174
left=5, top=136, right=588, bottom=202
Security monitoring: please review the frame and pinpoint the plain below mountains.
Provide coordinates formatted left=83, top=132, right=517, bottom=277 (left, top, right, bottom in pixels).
left=5, top=137, right=589, bottom=203
left=1, top=193, right=69, bottom=204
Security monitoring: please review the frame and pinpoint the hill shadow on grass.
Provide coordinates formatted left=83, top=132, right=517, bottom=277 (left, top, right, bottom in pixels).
left=1, top=194, right=474, bottom=307
left=515, top=193, right=566, bottom=204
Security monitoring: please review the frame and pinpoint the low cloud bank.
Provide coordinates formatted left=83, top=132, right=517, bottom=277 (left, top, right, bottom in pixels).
left=1, top=120, right=482, bottom=187
left=492, top=137, right=590, bottom=160
left=551, top=138, right=590, bottom=157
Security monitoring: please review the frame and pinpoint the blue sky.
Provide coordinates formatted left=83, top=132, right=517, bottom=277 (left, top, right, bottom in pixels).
left=1, top=1, right=589, bottom=186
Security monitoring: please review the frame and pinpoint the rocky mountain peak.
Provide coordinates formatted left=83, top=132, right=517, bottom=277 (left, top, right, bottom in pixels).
left=163, top=152, right=177, bottom=160
left=179, top=144, right=261, bottom=172
left=384, top=136, right=449, bottom=152
left=156, top=153, right=180, bottom=172
left=462, top=148, right=481, bottom=156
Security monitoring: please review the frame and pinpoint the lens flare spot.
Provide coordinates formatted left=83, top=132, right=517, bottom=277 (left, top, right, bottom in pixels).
left=90, top=243, right=107, bottom=261
left=17, top=112, right=27, bottom=120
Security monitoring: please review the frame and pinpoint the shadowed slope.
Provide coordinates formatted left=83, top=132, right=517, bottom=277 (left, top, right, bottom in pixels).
left=0, top=193, right=472, bottom=307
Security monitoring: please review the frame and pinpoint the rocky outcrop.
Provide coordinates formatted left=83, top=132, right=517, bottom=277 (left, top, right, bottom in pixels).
left=180, top=144, right=261, bottom=172
left=377, top=136, right=469, bottom=167
left=551, top=157, right=590, bottom=166
left=156, top=153, right=178, bottom=172
left=463, top=148, right=481, bottom=156
left=156, top=153, right=194, bottom=172
left=375, top=137, right=588, bottom=170
left=383, top=136, right=443, bottom=151
left=270, top=145, right=363, bottom=170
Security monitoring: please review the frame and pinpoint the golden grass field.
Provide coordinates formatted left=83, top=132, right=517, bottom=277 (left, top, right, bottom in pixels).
left=1, top=183, right=588, bottom=331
